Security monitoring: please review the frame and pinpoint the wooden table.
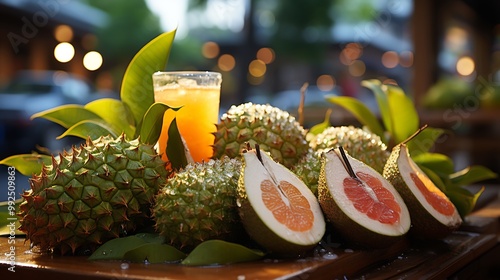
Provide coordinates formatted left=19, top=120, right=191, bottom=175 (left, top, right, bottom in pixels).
left=1, top=188, right=499, bottom=279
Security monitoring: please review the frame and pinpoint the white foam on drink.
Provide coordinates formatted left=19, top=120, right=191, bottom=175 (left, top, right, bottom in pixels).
left=177, top=78, right=198, bottom=87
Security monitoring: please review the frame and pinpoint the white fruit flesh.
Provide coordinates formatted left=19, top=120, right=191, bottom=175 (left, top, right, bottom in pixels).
left=242, top=151, right=325, bottom=246
left=323, top=150, right=411, bottom=236
left=397, top=147, right=462, bottom=227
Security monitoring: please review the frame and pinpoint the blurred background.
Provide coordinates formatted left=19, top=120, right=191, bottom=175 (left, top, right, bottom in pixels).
left=0, top=0, right=499, bottom=191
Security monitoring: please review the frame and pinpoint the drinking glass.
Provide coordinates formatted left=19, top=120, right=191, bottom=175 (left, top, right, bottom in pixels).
left=152, top=71, right=222, bottom=165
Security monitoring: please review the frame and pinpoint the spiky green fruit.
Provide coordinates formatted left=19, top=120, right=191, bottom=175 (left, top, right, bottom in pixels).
left=309, top=126, right=389, bottom=173
left=213, top=103, right=309, bottom=169
left=294, top=127, right=389, bottom=195
left=18, top=134, right=169, bottom=255
left=153, top=157, right=242, bottom=250
left=291, top=149, right=322, bottom=196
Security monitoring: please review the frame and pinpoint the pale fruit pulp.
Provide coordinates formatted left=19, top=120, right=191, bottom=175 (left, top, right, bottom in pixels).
left=154, top=86, right=220, bottom=164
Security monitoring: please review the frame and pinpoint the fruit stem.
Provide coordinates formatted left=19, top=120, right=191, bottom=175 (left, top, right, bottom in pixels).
left=338, top=146, right=359, bottom=181
left=401, top=124, right=429, bottom=145
left=255, top=143, right=282, bottom=193
left=298, top=82, right=308, bottom=126
left=255, top=143, right=263, bottom=164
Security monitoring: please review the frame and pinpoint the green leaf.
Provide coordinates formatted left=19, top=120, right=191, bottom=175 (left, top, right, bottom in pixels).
left=181, top=240, right=265, bottom=266
left=31, top=104, right=103, bottom=129
left=88, top=236, right=147, bottom=261
left=362, top=80, right=392, bottom=134
left=405, top=127, right=445, bottom=156
left=123, top=243, right=186, bottom=263
left=121, top=29, right=177, bottom=128
left=84, top=98, right=136, bottom=138
left=445, top=186, right=484, bottom=217
left=0, top=199, right=24, bottom=236
left=0, top=154, right=52, bottom=176
left=326, top=96, right=385, bottom=140
left=449, top=166, right=498, bottom=186
left=385, top=85, right=419, bottom=144
left=306, top=108, right=332, bottom=141
left=414, top=152, right=455, bottom=176
left=134, top=233, right=165, bottom=244
left=139, top=102, right=180, bottom=145
left=166, top=118, right=190, bottom=170
left=419, top=165, right=484, bottom=217
left=59, top=120, right=118, bottom=140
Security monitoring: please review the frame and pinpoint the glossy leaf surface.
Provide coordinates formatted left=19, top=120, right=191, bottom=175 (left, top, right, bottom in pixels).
left=120, top=29, right=177, bottom=128
left=181, top=240, right=265, bottom=266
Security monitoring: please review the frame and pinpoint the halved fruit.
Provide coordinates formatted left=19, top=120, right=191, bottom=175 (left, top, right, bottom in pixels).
left=237, top=145, right=326, bottom=257
left=318, top=148, right=411, bottom=248
left=383, top=144, right=462, bottom=239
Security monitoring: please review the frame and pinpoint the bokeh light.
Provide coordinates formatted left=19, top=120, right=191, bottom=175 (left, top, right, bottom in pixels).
left=348, top=60, right=366, bottom=77
left=399, top=51, right=414, bottom=68
left=218, top=54, right=235, bottom=71
left=248, top=59, right=266, bottom=77
left=54, top=25, right=73, bottom=42
left=54, top=42, right=75, bottom=63
left=456, top=56, right=475, bottom=76
left=256, top=47, right=275, bottom=64
left=316, top=75, right=336, bottom=91
left=340, top=43, right=363, bottom=65
left=83, top=51, right=103, bottom=71
left=381, top=51, right=399, bottom=68
left=202, top=41, right=220, bottom=59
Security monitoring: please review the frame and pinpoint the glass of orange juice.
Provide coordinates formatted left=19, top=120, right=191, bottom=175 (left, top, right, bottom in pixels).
left=152, top=71, right=222, bottom=165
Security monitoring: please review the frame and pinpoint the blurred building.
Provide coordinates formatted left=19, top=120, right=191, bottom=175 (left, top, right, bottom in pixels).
left=0, top=0, right=107, bottom=86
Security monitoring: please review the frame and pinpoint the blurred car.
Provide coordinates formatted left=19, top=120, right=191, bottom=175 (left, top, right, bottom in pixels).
left=0, top=70, right=116, bottom=157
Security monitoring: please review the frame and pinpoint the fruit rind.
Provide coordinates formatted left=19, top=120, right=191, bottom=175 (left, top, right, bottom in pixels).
left=318, top=149, right=411, bottom=248
left=383, top=144, right=462, bottom=239
left=238, top=149, right=325, bottom=257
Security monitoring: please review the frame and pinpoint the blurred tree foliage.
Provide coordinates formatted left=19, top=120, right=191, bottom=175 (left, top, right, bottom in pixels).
left=271, top=0, right=334, bottom=62
left=188, top=0, right=376, bottom=63
left=83, top=0, right=163, bottom=68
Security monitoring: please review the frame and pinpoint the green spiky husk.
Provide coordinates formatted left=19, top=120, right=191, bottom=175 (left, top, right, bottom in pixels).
left=18, top=134, right=168, bottom=255
left=213, top=103, right=309, bottom=169
left=294, top=126, right=388, bottom=195
left=292, top=149, right=322, bottom=196
left=153, top=157, right=242, bottom=250
left=309, top=126, right=389, bottom=173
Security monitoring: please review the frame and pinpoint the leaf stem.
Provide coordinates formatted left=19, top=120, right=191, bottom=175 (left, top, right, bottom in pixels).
left=298, top=82, right=308, bottom=126
left=401, top=124, right=428, bottom=145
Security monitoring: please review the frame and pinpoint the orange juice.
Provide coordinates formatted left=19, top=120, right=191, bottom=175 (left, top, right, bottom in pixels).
left=153, top=73, right=221, bottom=165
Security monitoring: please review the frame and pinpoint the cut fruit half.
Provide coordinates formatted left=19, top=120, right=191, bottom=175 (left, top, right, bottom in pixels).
left=318, top=148, right=411, bottom=248
left=237, top=145, right=326, bottom=257
left=383, top=144, right=462, bottom=239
